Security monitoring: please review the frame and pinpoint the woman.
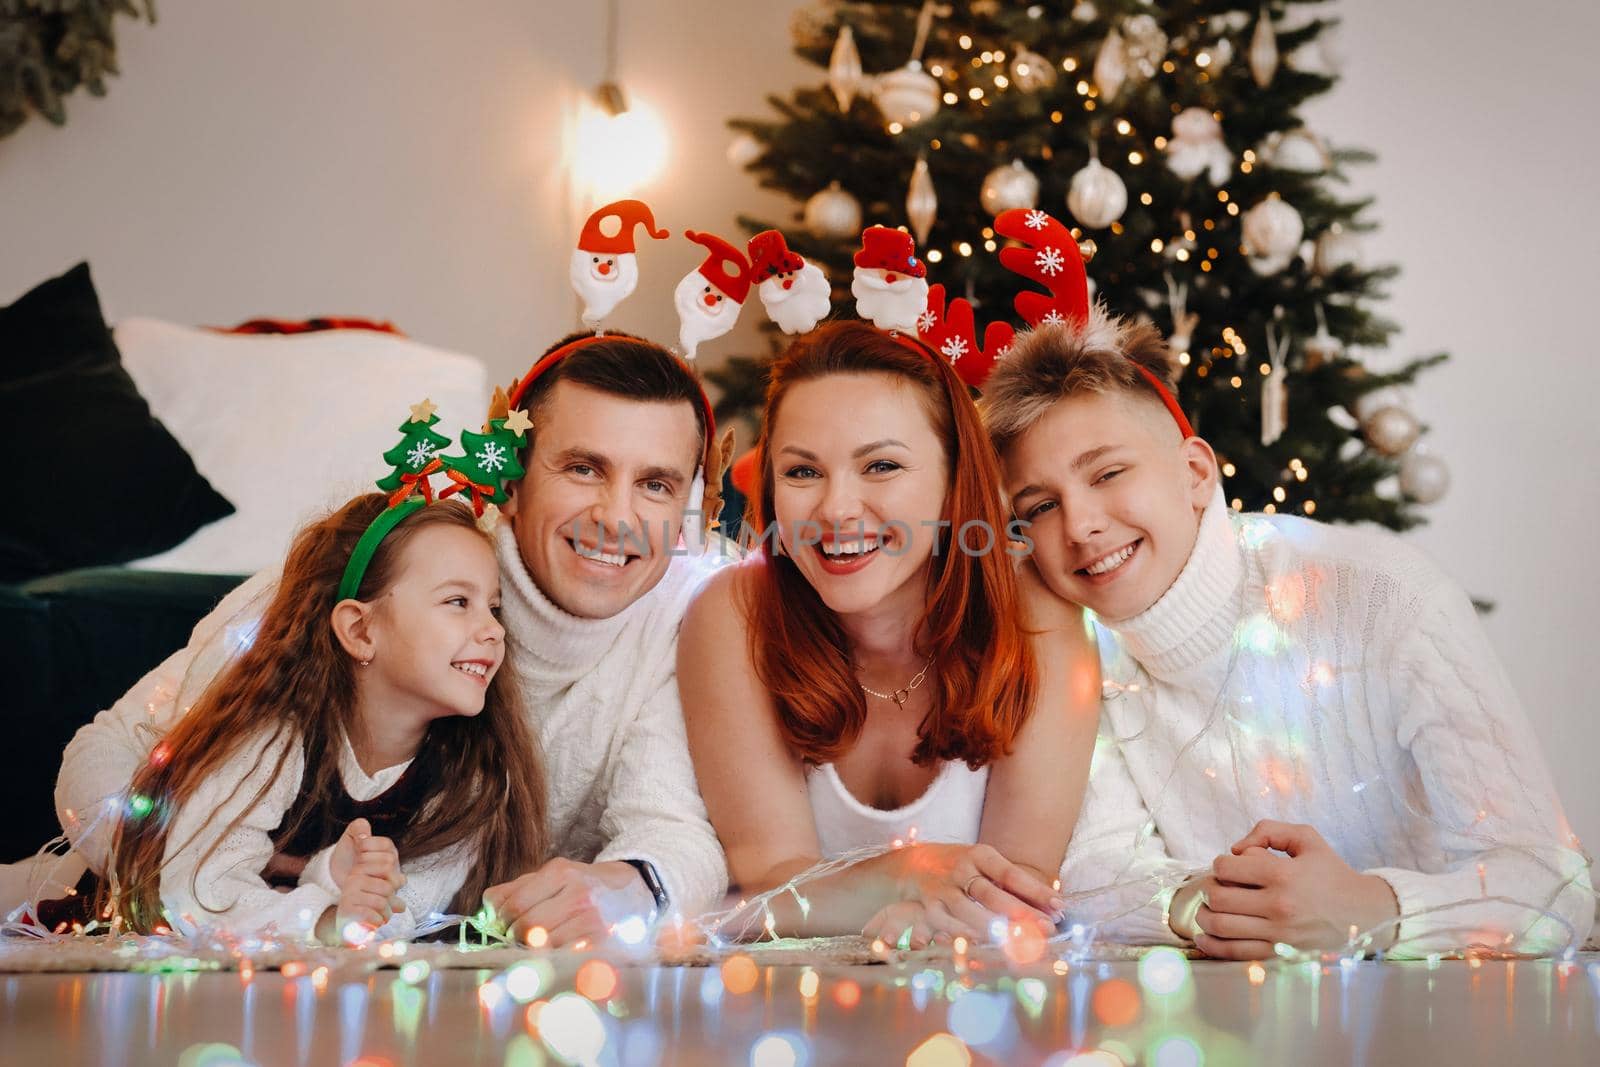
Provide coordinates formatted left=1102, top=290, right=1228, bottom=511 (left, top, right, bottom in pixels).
left=679, top=321, right=1100, bottom=947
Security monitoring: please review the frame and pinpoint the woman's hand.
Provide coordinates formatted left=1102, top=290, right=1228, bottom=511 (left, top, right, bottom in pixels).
left=888, top=842, right=1063, bottom=942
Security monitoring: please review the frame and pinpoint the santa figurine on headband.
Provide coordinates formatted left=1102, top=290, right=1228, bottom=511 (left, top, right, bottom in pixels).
left=850, top=225, right=928, bottom=334
left=675, top=231, right=752, bottom=360
left=748, top=229, right=831, bottom=335
left=569, top=199, right=670, bottom=328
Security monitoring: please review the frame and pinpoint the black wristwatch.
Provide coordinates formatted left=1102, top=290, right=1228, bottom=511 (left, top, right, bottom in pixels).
left=622, top=858, right=669, bottom=915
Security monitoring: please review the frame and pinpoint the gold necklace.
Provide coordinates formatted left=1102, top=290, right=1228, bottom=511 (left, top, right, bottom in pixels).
left=858, top=656, right=935, bottom=709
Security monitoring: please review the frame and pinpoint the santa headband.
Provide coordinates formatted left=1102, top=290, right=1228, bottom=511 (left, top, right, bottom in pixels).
left=843, top=211, right=1193, bottom=439
left=339, top=399, right=530, bottom=602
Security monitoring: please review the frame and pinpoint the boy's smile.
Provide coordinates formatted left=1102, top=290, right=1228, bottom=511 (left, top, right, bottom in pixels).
left=1002, top=390, right=1216, bottom=622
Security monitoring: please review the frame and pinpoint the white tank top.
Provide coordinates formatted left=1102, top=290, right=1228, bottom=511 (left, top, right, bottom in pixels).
left=806, top=760, right=990, bottom=858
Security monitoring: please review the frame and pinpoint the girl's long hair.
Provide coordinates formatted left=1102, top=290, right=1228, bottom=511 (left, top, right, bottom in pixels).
left=106, top=494, right=548, bottom=931
left=743, top=320, right=1038, bottom=768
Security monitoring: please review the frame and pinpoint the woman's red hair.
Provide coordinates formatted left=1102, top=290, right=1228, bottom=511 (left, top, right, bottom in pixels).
left=742, top=320, right=1038, bottom=768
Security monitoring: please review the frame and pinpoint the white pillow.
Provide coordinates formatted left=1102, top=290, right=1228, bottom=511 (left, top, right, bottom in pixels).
left=115, top=318, right=490, bottom=574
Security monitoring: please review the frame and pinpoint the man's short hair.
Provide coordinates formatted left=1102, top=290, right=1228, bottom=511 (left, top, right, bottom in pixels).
left=980, top=305, right=1178, bottom=455
left=513, top=331, right=708, bottom=461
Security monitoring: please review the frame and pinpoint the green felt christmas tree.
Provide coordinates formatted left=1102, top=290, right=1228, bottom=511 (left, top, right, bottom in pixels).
left=440, top=410, right=531, bottom=514
left=715, top=0, right=1450, bottom=529
left=375, top=403, right=452, bottom=494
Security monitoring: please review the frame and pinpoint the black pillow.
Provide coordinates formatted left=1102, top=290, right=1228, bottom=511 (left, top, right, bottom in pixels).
left=0, top=263, right=235, bottom=580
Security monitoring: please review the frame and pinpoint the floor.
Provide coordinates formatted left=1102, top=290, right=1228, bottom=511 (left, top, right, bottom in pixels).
left=3, top=953, right=1598, bottom=1065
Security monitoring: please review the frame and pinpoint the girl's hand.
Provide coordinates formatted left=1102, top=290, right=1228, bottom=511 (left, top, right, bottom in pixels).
left=330, top=819, right=407, bottom=939
left=891, top=843, right=1063, bottom=942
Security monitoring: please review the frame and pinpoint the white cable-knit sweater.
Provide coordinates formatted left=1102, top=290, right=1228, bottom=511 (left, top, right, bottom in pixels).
left=55, top=523, right=732, bottom=921
left=1060, top=492, right=1593, bottom=956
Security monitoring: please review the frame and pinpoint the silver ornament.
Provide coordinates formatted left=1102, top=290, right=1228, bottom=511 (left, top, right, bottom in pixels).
left=1072, top=2, right=1098, bottom=22
left=726, top=132, right=762, bottom=168
left=1209, top=36, right=1235, bottom=68
left=980, top=159, right=1040, bottom=214
left=1249, top=5, right=1280, bottom=89
left=874, top=62, right=941, bottom=129
left=906, top=157, right=938, bottom=245
left=1242, top=197, right=1304, bottom=265
left=1066, top=156, right=1128, bottom=229
left=1121, top=14, right=1169, bottom=81
left=1399, top=452, right=1451, bottom=503
left=1313, top=227, right=1363, bottom=276
left=803, top=182, right=862, bottom=239
left=1093, top=27, right=1128, bottom=101
left=828, top=25, right=864, bottom=113
left=1009, top=48, right=1057, bottom=93
left=1363, top=405, right=1421, bottom=457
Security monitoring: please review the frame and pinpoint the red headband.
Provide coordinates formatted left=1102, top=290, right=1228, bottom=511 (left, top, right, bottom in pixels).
left=506, top=335, right=719, bottom=472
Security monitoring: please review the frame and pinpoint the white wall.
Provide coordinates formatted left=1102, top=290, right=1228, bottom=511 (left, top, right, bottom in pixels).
left=3, top=2, right=1594, bottom=852
left=0, top=0, right=808, bottom=386
left=1297, top=0, right=1600, bottom=857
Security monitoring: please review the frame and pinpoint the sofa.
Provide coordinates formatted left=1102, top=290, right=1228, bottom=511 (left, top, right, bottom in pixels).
left=0, top=263, right=490, bottom=861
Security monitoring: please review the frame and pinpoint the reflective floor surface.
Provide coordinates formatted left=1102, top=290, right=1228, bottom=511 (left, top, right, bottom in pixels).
left=3, top=953, right=1599, bottom=1066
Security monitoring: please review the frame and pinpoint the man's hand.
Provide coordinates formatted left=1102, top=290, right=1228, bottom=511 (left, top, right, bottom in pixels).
left=483, top=859, right=656, bottom=947
left=1188, top=821, right=1399, bottom=960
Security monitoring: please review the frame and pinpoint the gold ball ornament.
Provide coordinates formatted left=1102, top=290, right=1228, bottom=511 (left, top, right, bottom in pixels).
left=1362, top=404, right=1421, bottom=457
left=1066, top=157, right=1128, bottom=229
left=873, top=62, right=941, bottom=129
left=803, top=182, right=862, bottom=240
left=980, top=160, right=1040, bottom=214
left=1009, top=48, right=1057, bottom=93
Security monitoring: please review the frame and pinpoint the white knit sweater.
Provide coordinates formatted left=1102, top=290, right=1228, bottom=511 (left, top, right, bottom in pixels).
left=158, top=730, right=468, bottom=941
left=1060, top=492, right=1594, bottom=956
left=55, top=523, right=732, bottom=921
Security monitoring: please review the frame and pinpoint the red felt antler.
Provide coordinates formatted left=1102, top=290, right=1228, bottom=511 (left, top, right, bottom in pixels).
left=993, top=208, right=1090, bottom=328
left=917, top=284, right=1016, bottom=390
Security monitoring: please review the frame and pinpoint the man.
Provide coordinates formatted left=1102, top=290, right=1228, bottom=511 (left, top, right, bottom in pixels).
left=54, top=332, right=733, bottom=945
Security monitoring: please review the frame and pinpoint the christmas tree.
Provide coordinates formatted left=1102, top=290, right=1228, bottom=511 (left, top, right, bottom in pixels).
left=715, top=0, right=1449, bottom=529
left=375, top=401, right=452, bottom=495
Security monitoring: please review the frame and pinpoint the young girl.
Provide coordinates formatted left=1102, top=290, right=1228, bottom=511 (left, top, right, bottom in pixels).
left=101, top=490, right=547, bottom=943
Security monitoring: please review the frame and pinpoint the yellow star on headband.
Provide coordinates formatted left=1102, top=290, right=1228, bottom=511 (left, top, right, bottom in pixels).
left=408, top=398, right=438, bottom=423
left=501, top=408, right=533, bottom=435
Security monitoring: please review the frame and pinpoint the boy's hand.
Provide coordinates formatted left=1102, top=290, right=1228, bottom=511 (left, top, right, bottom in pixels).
left=1189, top=822, right=1399, bottom=960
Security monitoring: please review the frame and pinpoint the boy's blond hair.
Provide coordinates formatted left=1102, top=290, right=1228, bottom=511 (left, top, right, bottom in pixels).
left=981, top=303, right=1179, bottom=455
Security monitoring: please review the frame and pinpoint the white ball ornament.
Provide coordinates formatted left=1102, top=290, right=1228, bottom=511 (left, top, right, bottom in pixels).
left=1266, top=128, right=1330, bottom=172
left=1066, top=157, right=1128, bottom=229
left=726, top=132, right=762, bottom=168
left=1313, top=227, right=1363, bottom=276
left=1399, top=451, right=1451, bottom=503
left=803, top=182, right=862, bottom=240
left=1363, top=404, right=1422, bottom=457
left=873, top=62, right=941, bottom=128
left=1242, top=197, right=1304, bottom=273
left=980, top=159, right=1040, bottom=214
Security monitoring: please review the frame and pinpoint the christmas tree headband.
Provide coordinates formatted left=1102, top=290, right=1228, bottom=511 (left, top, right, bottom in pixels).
left=337, top=399, right=531, bottom=603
